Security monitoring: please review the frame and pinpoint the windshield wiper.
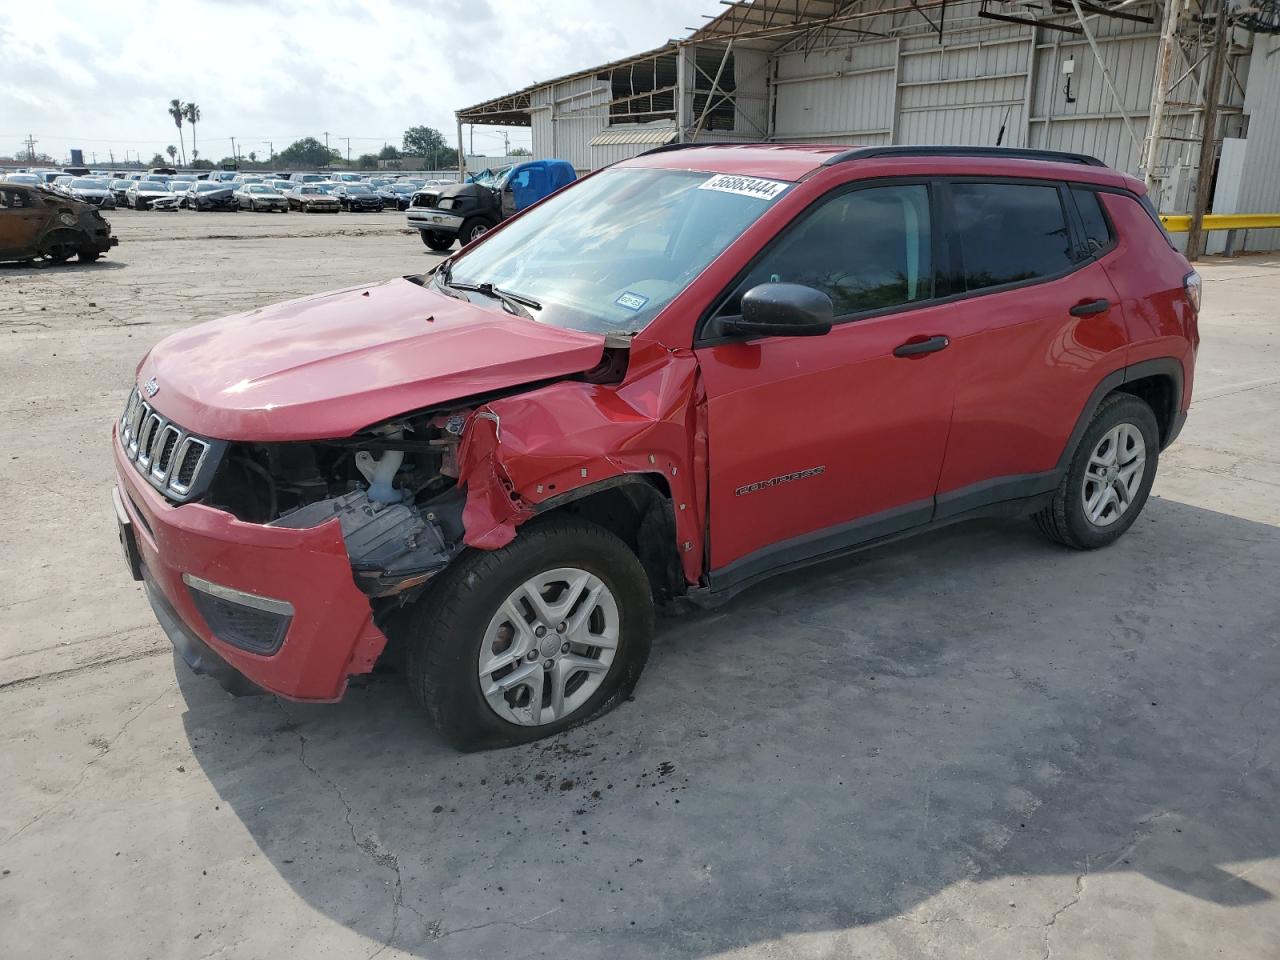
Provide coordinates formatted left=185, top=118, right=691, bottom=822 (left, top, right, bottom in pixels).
left=432, top=261, right=541, bottom=317
left=445, top=279, right=541, bottom=318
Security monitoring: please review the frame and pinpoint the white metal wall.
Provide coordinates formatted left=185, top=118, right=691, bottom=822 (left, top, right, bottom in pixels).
left=528, top=46, right=771, bottom=171
left=1236, top=34, right=1280, bottom=250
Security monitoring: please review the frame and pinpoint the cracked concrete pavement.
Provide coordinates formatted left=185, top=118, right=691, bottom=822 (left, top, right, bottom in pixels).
left=1, top=211, right=1277, bottom=959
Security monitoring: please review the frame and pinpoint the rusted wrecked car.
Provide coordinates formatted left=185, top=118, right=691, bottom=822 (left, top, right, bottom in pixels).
left=0, top=182, right=119, bottom=264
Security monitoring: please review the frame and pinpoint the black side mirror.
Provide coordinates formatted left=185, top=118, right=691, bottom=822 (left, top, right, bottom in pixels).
left=722, top=283, right=834, bottom=338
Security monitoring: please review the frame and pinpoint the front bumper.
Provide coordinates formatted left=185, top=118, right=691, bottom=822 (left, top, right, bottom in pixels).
left=407, top=208, right=462, bottom=234
left=113, top=429, right=388, bottom=701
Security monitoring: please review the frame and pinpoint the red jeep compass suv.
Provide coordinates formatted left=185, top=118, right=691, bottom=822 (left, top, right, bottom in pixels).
left=113, top=144, right=1199, bottom=749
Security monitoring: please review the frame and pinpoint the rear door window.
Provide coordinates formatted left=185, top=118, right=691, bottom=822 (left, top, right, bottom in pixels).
left=950, top=182, right=1074, bottom=291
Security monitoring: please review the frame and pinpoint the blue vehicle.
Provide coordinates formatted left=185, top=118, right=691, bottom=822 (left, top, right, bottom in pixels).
left=407, top=159, right=576, bottom=250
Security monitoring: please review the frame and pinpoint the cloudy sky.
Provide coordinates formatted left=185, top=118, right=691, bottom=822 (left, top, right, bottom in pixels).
left=0, top=0, right=714, bottom=164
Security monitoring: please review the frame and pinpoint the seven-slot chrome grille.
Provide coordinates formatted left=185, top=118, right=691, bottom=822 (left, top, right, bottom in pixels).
left=118, top=387, right=222, bottom=502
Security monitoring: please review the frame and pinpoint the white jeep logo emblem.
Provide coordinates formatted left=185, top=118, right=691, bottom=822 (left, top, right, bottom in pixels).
left=143, top=377, right=159, bottom=398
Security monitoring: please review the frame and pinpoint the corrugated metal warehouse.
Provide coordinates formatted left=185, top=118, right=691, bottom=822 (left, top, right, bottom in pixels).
left=457, top=0, right=1280, bottom=251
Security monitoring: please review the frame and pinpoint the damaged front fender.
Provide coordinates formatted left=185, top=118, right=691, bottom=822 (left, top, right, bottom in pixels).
left=456, top=346, right=707, bottom=584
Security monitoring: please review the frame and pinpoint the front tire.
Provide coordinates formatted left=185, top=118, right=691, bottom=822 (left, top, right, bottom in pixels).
left=422, top=231, right=453, bottom=251
left=404, top=519, right=653, bottom=751
left=1034, top=392, right=1159, bottom=550
left=458, top=218, right=490, bottom=245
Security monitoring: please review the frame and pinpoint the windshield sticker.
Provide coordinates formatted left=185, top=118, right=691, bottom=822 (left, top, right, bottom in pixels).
left=697, top=174, right=789, bottom=201
left=615, top=291, right=649, bottom=312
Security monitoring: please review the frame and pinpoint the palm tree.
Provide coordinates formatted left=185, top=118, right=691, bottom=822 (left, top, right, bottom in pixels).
left=182, top=103, right=201, bottom=165
left=167, top=99, right=186, bottom=166
left=248, top=150, right=257, bottom=163
left=166, top=145, right=177, bottom=164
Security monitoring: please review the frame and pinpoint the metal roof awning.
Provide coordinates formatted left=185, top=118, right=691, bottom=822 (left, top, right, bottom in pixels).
left=589, top=125, right=678, bottom=146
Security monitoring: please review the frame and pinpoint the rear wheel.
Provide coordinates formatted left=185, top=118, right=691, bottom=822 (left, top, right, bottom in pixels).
left=422, top=231, right=453, bottom=251
left=404, top=519, right=653, bottom=751
left=41, top=228, right=82, bottom=263
left=1034, top=393, right=1159, bottom=549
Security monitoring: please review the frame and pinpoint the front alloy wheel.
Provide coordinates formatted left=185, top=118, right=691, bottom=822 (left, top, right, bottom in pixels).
left=404, top=519, right=653, bottom=751
left=479, top=568, right=618, bottom=727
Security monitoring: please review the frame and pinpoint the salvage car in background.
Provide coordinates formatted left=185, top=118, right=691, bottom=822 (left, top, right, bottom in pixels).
left=66, top=178, right=117, bottom=209
left=331, top=183, right=384, bottom=212
left=381, top=182, right=417, bottom=210
left=286, top=184, right=340, bottom=213
left=0, top=182, right=118, bottom=263
left=185, top=182, right=239, bottom=212
left=233, top=183, right=290, bottom=212
left=127, top=180, right=179, bottom=210
left=109, top=179, right=133, bottom=206
left=408, top=159, right=576, bottom=250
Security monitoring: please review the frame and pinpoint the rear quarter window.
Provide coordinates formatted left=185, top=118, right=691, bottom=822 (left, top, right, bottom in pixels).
left=1071, top=187, right=1115, bottom=256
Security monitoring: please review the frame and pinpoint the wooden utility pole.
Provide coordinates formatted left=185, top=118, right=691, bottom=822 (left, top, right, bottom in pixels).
left=1186, top=5, right=1231, bottom=262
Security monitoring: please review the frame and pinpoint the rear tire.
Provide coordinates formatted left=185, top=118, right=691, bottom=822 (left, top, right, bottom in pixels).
left=41, top=228, right=81, bottom=263
left=404, top=519, right=653, bottom=751
left=1034, top=392, right=1159, bottom=550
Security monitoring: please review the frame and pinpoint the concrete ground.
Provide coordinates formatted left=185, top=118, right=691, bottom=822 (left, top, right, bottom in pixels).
left=1, top=210, right=1277, bottom=960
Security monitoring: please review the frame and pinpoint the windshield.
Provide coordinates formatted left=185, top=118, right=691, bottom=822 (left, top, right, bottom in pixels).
left=70, top=179, right=105, bottom=189
left=138, top=181, right=168, bottom=191
left=248, top=185, right=275, bottom=193
left=197, top=183, right=223, bottom=192
left=346, top=184, right=372, bottom=194
left=442, top=166, right=791, bottom=335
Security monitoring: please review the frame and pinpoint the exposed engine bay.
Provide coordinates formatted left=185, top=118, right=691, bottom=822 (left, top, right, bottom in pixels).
left=204, top=409, right=472, bottom=597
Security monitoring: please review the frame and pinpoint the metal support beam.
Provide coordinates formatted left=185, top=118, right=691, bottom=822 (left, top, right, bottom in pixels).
left=690, top=40, right=735, bottom=141
left=1142, top=0, right=1179, bottom=188
left=456, top=119, right=465, bottom=178
left=1069, top=0, right=1142, bottom=152
left=1187, top=11, right=1231, bottom=262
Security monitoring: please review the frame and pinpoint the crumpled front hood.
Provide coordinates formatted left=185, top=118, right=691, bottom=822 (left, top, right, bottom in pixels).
left=137, top=277, right=606, bottom=441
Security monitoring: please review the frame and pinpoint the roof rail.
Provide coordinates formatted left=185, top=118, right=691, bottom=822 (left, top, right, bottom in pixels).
left=637, top=141, right=772, bottom=157
left=822, top=145, right=1107, bottom=167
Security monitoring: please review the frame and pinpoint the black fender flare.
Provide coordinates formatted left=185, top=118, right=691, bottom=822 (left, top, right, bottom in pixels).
left=530, top=473, right=685, bottom=601
left=1056, top=357, right=1186, bottom=472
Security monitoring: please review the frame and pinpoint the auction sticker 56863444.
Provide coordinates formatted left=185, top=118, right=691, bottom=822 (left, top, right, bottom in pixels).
left=697, top=173, right=790, bottom=201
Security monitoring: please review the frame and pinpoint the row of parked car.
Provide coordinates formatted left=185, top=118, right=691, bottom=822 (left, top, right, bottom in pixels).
left=0, top=168, right=456, bottom=214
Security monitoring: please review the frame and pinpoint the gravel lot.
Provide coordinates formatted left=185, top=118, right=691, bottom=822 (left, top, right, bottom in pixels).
left=1, top=210, right=1277, bottom=960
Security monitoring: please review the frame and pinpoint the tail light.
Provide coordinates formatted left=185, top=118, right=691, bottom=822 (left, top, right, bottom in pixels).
left=1183, top=271, right=1202, bottom=315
